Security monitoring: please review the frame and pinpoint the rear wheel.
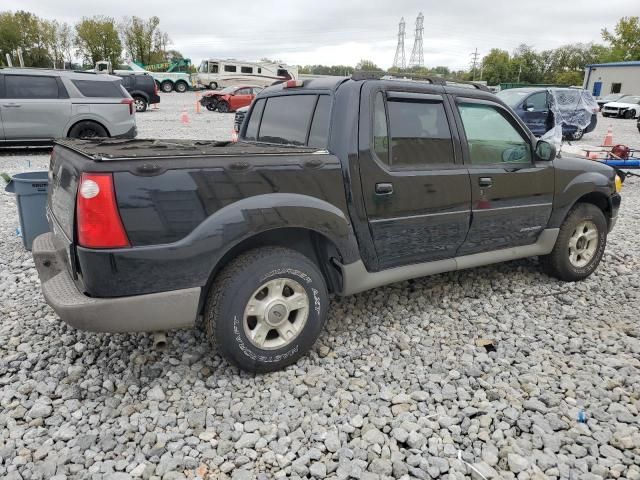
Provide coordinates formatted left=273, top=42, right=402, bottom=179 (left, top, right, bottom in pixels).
left=160, top=81, right=174, bottom=93
left=68, top=121, right=108, bottom=139
left=133, top=96, right=147, bottom=112
left=540, top=203, right=607, bottom=281
left=217, top=100, right=230, bottom=113
left=209, top=82, right=218, bottom=90
left=174, top=81, right=188, bottom=93
left=204, top=247, right=329, bottom=373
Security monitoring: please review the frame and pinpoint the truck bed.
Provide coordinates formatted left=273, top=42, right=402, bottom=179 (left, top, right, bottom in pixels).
left=56, top=138, right=321, bottom=161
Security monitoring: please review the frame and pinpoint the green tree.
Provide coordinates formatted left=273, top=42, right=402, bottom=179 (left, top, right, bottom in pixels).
left=120, top=16, right=166, bottom=65
left=602, top=16, right=640, bottom=61
left=481, top=49, right=511, bottom=85
left=0, top=10, right=52, bottom=67
left=356, top=59, right=380, bottom=71
left=75, top=16, right=122, bottom=67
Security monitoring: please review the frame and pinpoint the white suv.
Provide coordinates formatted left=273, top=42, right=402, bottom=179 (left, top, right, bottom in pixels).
left=0, top=68, right=137, bottom=145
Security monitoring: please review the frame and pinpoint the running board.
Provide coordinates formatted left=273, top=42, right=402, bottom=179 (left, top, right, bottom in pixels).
left=339, top=229, right=559, bottom=296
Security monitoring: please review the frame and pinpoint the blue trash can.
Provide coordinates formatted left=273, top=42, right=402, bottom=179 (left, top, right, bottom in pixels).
left=5, top=172, right=50, bottom=251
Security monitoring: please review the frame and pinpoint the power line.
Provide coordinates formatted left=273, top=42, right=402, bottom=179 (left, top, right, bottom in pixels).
left=393, top=17, right=406, bottom=69
left=408, top=13, right=424, bottom=68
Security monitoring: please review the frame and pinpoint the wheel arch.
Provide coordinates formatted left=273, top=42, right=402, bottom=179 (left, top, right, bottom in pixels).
left=66, top=118, right=111, bottom=138
left=196, top=194, right=360, bottom=312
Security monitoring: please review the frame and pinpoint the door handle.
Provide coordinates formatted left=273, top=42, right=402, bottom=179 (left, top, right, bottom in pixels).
left=2, top=103, right=21, bottom=108
left=478, top=177, right=493, bottom=188
left=375, top=182, right=393, bottom=195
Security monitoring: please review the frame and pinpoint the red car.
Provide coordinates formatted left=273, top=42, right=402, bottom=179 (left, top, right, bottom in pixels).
left=200, top=85, right=263, bottom=113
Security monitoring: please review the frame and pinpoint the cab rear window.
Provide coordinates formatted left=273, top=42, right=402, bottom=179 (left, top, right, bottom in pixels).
left=244, top=94, right=331, bottom=147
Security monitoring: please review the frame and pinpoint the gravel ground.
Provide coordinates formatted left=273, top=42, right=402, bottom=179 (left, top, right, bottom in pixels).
left=1, top=97, right=639, bottom=480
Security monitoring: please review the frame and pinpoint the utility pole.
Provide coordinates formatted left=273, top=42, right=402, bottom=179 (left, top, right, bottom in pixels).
left=393, top=17, right=406, bottom=70
left=470, top=48, right=480, bottom=81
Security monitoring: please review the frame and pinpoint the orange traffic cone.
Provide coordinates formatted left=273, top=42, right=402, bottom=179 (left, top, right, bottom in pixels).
left=602, top=126, right=613, bottom=147
left=180, top=109, right=190, bottom=124
left=195, top=92, right=202, bottom=114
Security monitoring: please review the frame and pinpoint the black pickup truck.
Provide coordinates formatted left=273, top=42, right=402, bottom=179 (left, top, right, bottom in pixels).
left=33, top=76, right=622, bottom=372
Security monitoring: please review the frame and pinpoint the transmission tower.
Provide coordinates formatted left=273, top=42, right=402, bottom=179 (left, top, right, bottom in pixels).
left=470, top=48, right=480, bottom=80
left=393, top=17, right=406, bottom=69
left=408, top=13, right=424, bottom=67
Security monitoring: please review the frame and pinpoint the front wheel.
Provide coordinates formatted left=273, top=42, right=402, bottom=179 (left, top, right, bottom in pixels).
left=204, top=247, right=329, bottom=373
left=540, top=203, right=607, bottom=281
left=209, top=82, right=218, bottom=90
left=217, top=100, right=230, bottom=113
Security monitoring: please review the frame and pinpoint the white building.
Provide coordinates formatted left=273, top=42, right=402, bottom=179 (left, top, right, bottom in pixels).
left=583, top=61, right=640, bottom=98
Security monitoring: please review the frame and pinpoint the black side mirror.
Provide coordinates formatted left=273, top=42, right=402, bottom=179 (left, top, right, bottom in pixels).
left=535, top=140, right=556, bottom=161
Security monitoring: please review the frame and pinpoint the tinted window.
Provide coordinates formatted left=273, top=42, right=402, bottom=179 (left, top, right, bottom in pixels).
left=245, top=98, right=265, bottom=140
left=372, top=92, right=389, bottom=165
left=388, top=98, right=454, bottom=167
left=258, top=95, right=317, bottom=145
left=72, top=79, right=124, bottom=98
left=136, top=75, right=154, bottom=87
left=224, top=65, right=237, bottom=73
left=5, top=75, right=59, bottom=99
left=458, top=103, right=531, bottom=165
left=525, top=92, right=547, bottom=111
left=241, top=66, right=253, bottom=74
left=119, top=76, right=133, bottom=88
left=235, top=88, right=251, bottom=95
left=308, top=95, right=331, bottom=148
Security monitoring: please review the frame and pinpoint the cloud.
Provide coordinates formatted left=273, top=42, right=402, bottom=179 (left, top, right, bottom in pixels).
left=5, top=0, right=634, bottom=69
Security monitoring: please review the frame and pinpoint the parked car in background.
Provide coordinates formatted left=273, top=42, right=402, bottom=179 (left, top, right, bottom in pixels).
left=233, top=105, right=249, bottom=134
left=33, top=76, right=621, bottom=372
left=595, top=93, right=626, bottom=110
left=199, top=85, right=263, bottom=112
left=602, top=95, right=640, bottom=119
left=0, top=68, right=136, bottom=145
left=497, top=87, right=598, bottom=140
left=116, top=73, right=160, bottom=112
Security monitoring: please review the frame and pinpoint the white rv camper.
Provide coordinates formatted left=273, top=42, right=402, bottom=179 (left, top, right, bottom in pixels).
left=193, top=59, right=298, bottom=89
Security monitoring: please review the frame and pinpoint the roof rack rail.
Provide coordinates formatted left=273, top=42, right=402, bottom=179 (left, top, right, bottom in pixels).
left=351, top=70, right=491, bottom=92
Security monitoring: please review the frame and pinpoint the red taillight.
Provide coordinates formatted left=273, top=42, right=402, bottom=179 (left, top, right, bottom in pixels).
left=77, top=173, right=130, bottom=249
left=154, top=82, right=159, bottom=95
left=121, top=98, right=134, bottom=115
left=283, top=80, right=304, bottom=89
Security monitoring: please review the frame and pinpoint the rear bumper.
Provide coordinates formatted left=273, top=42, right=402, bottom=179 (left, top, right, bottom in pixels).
left=32, top=232, right=200, bottom=333
left=113, top=124, right=137, bottom=139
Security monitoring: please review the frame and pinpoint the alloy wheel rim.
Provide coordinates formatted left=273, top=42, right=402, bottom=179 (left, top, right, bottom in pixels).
left=135, top=99, right=145, bottom=111
left=568, top=220, right=598, bottom=268
left=243, top=277, right=309, bottom=350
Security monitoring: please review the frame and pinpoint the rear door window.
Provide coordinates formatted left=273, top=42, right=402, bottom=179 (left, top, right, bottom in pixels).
left=258, top=95, right=318, bottom=145
left=5, top=75, right=60, bottom=99
left=72, top=79, right=125, bottom=98
left=308, top=95, right=331, bottom=148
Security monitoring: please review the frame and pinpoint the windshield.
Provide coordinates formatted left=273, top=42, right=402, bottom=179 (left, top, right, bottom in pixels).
left=496, top=90, right=530, bottom=107
left=199, top=61, right=207, bottom=73
left=617, top=95, right=640, bottom=104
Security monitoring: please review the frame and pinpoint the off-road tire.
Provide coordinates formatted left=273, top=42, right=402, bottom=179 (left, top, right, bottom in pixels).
left=540, top=203, right=607, bottom=281
left=204, top=247, right=328, bottom=373
left=68, top=121, right=108, bottom=139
